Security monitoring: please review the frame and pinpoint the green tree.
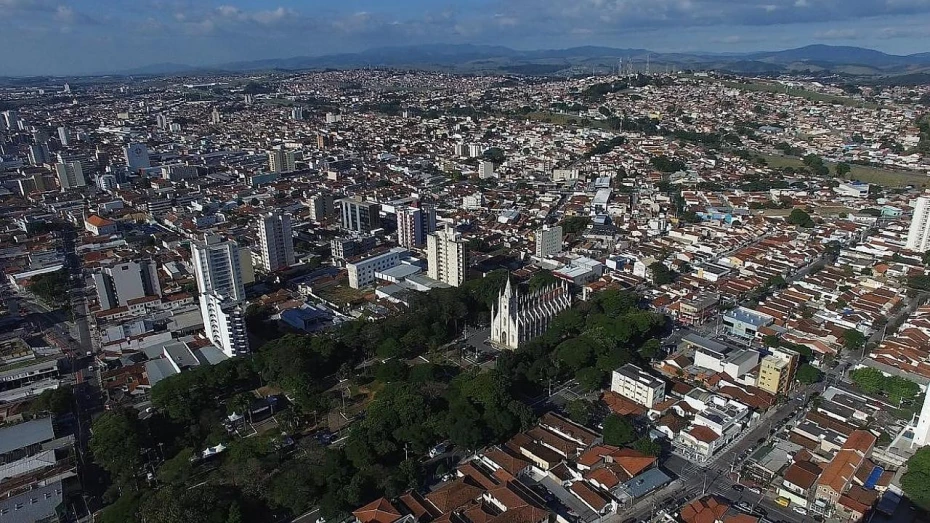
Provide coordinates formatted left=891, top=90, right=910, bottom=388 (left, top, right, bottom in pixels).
left=576, top=367, right=607, bottom=392
left=565, top=399, right=593, bottom=426
left=796, top=363, right=822, bottom=385
left=639, top=339, right=661, bottom=360
left=834, top=162, right=851, bottom=177
left=787, top=208, right=815, bottom=228
left=560, top=216, right=591, bottom=234
left=602, top=414, right=637, bottom=446
left=28, top=386, right=74, bottom=415
left=157, top=448, right=195, bottom=485
left=89, top=408, right=145, bottom=487
left=648, top=262, right=676, bottom=286
left=850, top=368, right=885, bottom=394
left=885, top=376, right=920, bottom=405
left=902, top=447, right=930, bottom=509
left=633, top=437, right=661, bottom=457
left=843, top=329, right=867, bottom=352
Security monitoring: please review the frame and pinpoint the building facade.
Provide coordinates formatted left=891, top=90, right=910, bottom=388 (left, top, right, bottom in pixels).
left=426, top=226, right=468, bottom=287
left=906, top=195, right=930, bottom=252
left=124, top=143, right=151, bottom=170
left=535, top=225, right=563, bottom=258
left=610, top=364, right=667, bottom=408
left=268, top=149, right=297, bottom=173
left=258, top=212, right=295, bottom=272
left=339, top=198, right=381, bottom=233
left=346, top=248, right=408, bottom=289
left=490, top=277, right=571, bottom=350
left=200, top=292, right=249, bottom=358
left=396, top=206, right=424, bottom=248
left=92, top=260, right=160, bottom=311
left=55, top=161, right=85, bottom=190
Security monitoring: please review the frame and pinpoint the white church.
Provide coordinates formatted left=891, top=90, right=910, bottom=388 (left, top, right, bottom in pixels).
left=490, top=276, right=571, bottom=350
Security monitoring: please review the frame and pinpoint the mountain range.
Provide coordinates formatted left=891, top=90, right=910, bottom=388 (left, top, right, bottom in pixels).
left=116, top=44, right=930, bottom=78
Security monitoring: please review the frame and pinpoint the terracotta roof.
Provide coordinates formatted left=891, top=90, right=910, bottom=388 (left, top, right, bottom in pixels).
left=783, top=461, right=822, bottom=490
left=817, top=449, right=864, bottom=494
left=611, top=448, right=656, bottom=478
left=680, top=496, right=729, bottom=523
left=569, top=481, right=611, bottom=511
left=577, top=445, right=619, bottom=468
left=483, top=447, right=531, bottom=476
left=398, top=491, right=437, bottom=521
left=842, top=430, right=876, bottom=452
left=354, top=498, right=402, bottom=523
left=689, top=426, right=720, bottom=443
left=426, top=478, right=485, bottom=513
left=85, top=214, right=115, bottom=227
left=601, top=391, right=648, bottom=416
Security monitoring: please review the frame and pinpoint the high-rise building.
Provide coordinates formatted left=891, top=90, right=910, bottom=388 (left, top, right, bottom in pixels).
left=192, top=233, right=248, bottom=302
left=479, top=160, right=496, bottom=179
left=308, top=192, right=334, bottom=222
left=906, top=195, right=930, bottom=253
left=210, top=107, right=221, bottom=125
left=454, top=143, right=467, bottom=157
left=913, top=389, right=930, bottom=447
left=426, top=225, right=468, bottom=287
left=91, top=260, right=161, bottom=311
left=268, top=149, right=297, bottom=173
left=420, top=204, right=437, bottom=237
left=339, top=198, right=381, bottom=233
left=28, top=144, right=50, bottom=166
left=2, top=110, right=18, bottom=129
left=468, top=144, right=483, bottom=157
left=490, top=276, right=571, bottom=350
left=156, top=113, right=168, bottom=129
left=57, top=126, right=69, bottom=146
left=535, top=225, right=563, bottom=258
left=192, top=234, right=251, bottom=357
left=291, top=107, right=304, bottom=120
left=258, top=212, right=295, bottom=271
left=756, top=347, right=799, bottom=396
left=396, top=206, right=424, bottom=248
left=55, top=161, right=85, bottom=190
left=124, top=143, right=151, bottom=171
left=200, top=292, right=250, bottom=358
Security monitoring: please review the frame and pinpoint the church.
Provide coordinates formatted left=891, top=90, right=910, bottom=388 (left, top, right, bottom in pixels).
left=490, top=276, right=572, bottom=350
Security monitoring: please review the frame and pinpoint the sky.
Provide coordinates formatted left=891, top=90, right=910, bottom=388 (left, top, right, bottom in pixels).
left=2, top=0, right=930, bottom=76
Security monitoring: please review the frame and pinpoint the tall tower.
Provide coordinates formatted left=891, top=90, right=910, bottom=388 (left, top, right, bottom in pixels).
left=426, top=225, right=468, bottom=287
left=396, top=206, right=424, bottom=249
left=192, top=233, right=250, bottom=357
left=258, top=212, right=295, bottom=271
left=914, top=389, right=930, bottom=447
left=906, top=195, right=930, bottom=253
left=535, top=225, right=563, bottom=258
left=55, top=161, right=85, bottom=190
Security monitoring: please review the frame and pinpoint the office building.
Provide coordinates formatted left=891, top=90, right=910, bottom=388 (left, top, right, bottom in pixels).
left=268, top=149, right=297, bottom=173
left=396, top=206, right=424, bottom=248
left=192, top=233, right=249, bottom=302
left=55, top=161, right=85, bottom=190
left=258, top=212, right=295, bottom=271
left=906, top=195, right=930, bottom=252
left=491, top=277, right=571, bottom=350
left=427, top=226, right=468, bottom=287
left=339, top=198, right=380, bottom=233
left=308, top=192, right=335, bottom=222
left=28, top=144, right=50, bottom=165
left=722, top=307, right=774, bottom=339
left=325, top=112, right=342, bottom=124
left=200, top=292, right=250, bottom=358
left=92, top=260, right=161, bottom=311
left=346, top=247, right=408, bottom=289
left=161, top=164, right=199, bottom=181
left=479, top=160, right=496, bottom=179
left=124, top=143, right=151, bottom=170
left=331, top=235, right=377, bottom=262
left=610, top=363, right=666, bottom=408
left=97, top=174, right=118, bottom=191
left=535, top=225, right=563, bottom=258
left=57, top=126, right=69, bottom=146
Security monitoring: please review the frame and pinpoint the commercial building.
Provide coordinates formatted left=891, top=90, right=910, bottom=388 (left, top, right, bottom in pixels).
left=331, top=235, right=377, bottom=262
left=427, top=226, right=468, bottom=287
left=258, top=212, right=295, bottom=271
left=124, top=143, right=151, bottom=170
left=722, top=307, right=774, bottom=339
left=346, top=247, right=408, bottom=289
left=339, top=198, right=381, bottom=233
left=491, top=277, right=571, bottom=350
left=757, top=347, right=799, bottom=396
left=535, top=225, right=563, bottom=258
left=92, top=260, right=161, bottom=311
left=55, top=161, right=85, bottom=190
left=610, top=364, right=666, bottom=408
left=906, top=195, right=930, bottom=252
left=678, top=293, right=719, bottom=326
left=268, top=149, right=297, bottom=173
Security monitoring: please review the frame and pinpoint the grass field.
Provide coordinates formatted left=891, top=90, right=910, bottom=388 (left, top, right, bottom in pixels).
left=759, top=153, right=929, bottom=187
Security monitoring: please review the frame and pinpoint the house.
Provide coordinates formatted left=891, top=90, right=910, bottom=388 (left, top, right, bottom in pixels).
left=84, top=214, right=118, bottom=236
left=778, top=461, right=822, bottom=508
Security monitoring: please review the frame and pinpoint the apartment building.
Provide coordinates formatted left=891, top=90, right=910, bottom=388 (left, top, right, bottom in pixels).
left=610, top=364, right=666, bottom=408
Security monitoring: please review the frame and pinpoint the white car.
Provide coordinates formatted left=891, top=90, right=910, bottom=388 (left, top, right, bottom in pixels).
left=792, top=506, right=807, bottom=515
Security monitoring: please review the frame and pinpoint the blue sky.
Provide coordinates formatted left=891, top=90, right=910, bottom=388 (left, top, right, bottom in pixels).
left=2, top=0, right=930, bottom=75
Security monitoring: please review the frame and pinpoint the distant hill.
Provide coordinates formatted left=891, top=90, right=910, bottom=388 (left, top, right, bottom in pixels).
left=110, top=44, right=930, bottom=78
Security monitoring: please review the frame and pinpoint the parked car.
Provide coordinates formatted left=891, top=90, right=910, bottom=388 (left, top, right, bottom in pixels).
left=748, top=487, right=761, bottom=494
left=731, top=484, right=744, bottom=492
left=736, top=502, right=753, bottom=513
left=429, top=442, right=449, bottom=458
left=792, top=506, right=808, bottom=516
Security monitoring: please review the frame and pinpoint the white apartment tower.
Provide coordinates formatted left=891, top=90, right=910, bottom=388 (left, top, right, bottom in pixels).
left=914, top=388, right=930, bottom=447
left=490, top=277, right=571, bottom=350
left=268, top=149, right=297, bottom=173
left=427, top=225, right=468, bottom=287
left=396, top=206, right=424, bottom=248
left=192, top=234, right=250, bottom=357
left=906, top=195, right=930, bottom=253
left=258, top=212, right=295, bottom=271
left=536, top=225, right=563, bottom=258
left=55, top=161, right=85, bottom=190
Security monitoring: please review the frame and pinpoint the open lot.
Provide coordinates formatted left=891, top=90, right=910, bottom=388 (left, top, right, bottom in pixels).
left=760, top=153, right=930, bottom=187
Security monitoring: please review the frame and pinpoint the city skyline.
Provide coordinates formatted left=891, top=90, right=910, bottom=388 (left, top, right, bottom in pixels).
left=2, top=0, right=930, bottom=76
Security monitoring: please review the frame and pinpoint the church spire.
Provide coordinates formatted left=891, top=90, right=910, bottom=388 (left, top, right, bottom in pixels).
left=503, top=273, right=513, bottom=298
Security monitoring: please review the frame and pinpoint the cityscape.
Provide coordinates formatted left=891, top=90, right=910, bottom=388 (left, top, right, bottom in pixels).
left=2, top=4, right=930, bottom=523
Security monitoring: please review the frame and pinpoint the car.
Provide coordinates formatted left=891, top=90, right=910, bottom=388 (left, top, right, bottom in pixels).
left=731, top=484, right=744, bottom=492
left=748, top=487, right=761, bottom=494
left=735, top=502, right=753, bottom=513
left=792, top=506, right=808, bottom=516
left=429, top=442, right=449, bottom=458
left=753, top=507, right=767, bottom=517
left=775, top=497, right=790, bottom=507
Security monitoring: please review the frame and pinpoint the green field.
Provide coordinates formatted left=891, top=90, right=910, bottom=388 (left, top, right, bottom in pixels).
left=760, top=153, right=929, bottom=187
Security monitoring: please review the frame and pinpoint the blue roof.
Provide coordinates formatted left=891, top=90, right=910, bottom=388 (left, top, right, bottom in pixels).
left=863, top=465, right=884, bottom=489
left=621, top=467, right=672, bottom=498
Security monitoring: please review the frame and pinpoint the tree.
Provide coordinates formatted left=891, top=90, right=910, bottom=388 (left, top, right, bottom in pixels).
left=28, top=269, right=70, bottom=308
left=28, top=386, right=73, bottom=415
left=850, top=368, right=885, bottom=394
left=576, top=367, right=607, bottom=392
left=565, top=399, right=593, bottom=426
left=648, top=262, right=676, bottom=286
left=90, top=408, right=145, bottom=486
left=885, top=376, right=920, bottom=405
left=923, top=250, right=930, bottom=267
left=842, top=329, right=866, bottom=353
left=560, top=216, right=591, bottom=234
left=602, top=414, right=637, bottom=446
left=633, top=437, right=661, bottom=457
left=796, top=364, right=821, bottom=385
left=834, top=162, right=851, bottom=177
left=787, top=208, right=815, bottom=228
left=902, top=447, right=930, bottom=510
left=639, top=339, right=661, bottom=360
